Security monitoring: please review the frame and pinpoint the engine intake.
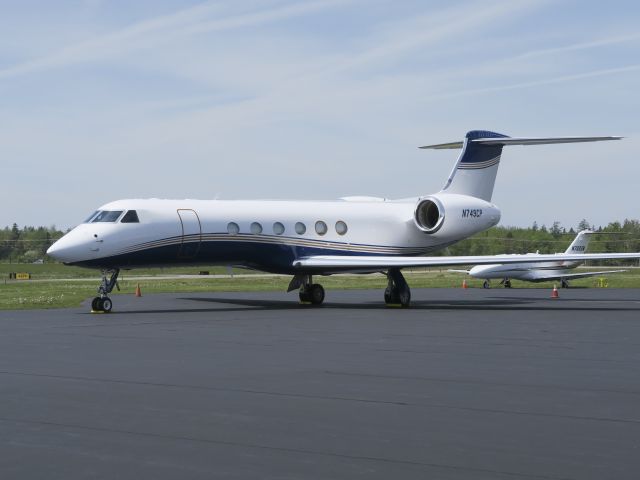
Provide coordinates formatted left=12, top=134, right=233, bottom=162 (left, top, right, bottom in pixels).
left=414, top=197, right=444, bottom=233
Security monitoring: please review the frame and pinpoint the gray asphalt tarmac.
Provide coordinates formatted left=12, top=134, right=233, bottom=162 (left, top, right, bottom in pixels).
left=1, top=288, right=640, bottom=479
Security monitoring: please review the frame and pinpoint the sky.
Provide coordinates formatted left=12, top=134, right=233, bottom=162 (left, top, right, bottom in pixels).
left=1, top=0, right=639, bottom=230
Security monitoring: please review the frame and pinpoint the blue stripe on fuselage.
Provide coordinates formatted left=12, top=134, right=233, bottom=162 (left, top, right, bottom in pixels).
left=66, top=240, right=442, bottom=274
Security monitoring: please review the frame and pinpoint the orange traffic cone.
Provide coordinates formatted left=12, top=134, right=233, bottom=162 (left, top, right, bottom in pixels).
left=462, top=279, right=468, bottom=289
left=135, top=283, right=142, bottom=297
left=551, top=284, right=559, bottom=298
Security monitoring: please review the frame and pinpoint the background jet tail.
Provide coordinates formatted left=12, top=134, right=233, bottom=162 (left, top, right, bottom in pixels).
left=564, top=230, right=594, bottom=254
left=420, top=131, right=621, bottom=202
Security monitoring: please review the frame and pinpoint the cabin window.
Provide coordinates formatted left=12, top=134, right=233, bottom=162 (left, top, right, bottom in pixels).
left=91, top=210, right=123, bottom=223
left=335, top=221, right=348, bottom=235
left=315, top=221, right=328, bottom=236
left=227, top=222, right=240, bottom=234
left=250, top=222, right=263, bottom=234
left=273, top=222, right=285, bottom=235
left=84, top=211, right=99, bottom=223
left=295, top=222, right=306, bottom=235
left=121, top=210, right=140, bottom=223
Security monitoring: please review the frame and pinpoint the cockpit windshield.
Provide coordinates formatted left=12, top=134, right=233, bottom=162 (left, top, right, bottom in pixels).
left=121, top=210, right=140, bottom=223
left=91, top=211, right=124, bottom=223
left=83, top=211, right=99, bottom=223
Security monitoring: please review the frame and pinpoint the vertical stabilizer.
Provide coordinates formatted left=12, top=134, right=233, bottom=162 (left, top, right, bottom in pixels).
left=441, top=130, right=507, bottom=201
left=564, top=230, right=594, bottom=254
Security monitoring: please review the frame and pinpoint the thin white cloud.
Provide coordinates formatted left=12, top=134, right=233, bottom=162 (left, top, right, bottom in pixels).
left=148, top=0, right=546, bottom=120
left=515, top=32, right=640, bottom=59
left=423, top=64, right=640, bottom=102
left=0, top=0, right=357, bottom=80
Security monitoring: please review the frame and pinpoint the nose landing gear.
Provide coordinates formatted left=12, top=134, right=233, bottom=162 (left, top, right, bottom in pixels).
left=91, top=268, right=120, bottom=313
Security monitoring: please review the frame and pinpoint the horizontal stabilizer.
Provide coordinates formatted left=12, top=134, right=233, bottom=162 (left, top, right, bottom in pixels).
left=420, top=136, right=622, bottom=149
left=474, top=136, right=622, bottom=146
left=419, top=141, right=464, bottom=149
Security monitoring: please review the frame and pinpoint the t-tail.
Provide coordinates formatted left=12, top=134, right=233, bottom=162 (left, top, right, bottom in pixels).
left=564, top=230, right=594, bottom=254
left=420, top=131, right=622, bottom=202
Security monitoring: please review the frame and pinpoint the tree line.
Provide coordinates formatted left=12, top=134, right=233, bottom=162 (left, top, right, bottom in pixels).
left=2, top=219, right=640, bottom=263
left=0, top=224, right=64, bottom=263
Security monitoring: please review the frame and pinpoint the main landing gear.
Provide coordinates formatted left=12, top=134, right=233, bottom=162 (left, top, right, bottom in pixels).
left=288, top=274, right=325, bottom=305
left=288, top=270, right=412, bottom=308
left=502, top=278, right=512, bottom=289
left=384, top=269, right=411, bottom=308
left=91, top=268, right=120, bottom=313
left=561, top=279, right=570, bottom=289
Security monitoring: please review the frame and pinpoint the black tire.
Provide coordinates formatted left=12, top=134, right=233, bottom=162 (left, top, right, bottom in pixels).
left=504, top=280, right=512, bottom=288
left=561, top=280, right=569, bottom=289
left=91, top=297, right=101, bottom=311
left=398, top=287, right=411, bottom=308
left=299, top=290, right=310, bottom=303
left=309, top=284, right=325, bottom=305
left=101, top=297, right=113, bottom=313
left=384, top=287, right=393, bottom=304
left=483, top=280, right=490, bottom=289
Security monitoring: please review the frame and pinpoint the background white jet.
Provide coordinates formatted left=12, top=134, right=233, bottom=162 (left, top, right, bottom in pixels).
left=453, top=230, right=628, bottom=288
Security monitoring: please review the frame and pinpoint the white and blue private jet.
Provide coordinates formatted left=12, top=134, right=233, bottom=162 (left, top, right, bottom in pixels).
left=47, top=130, right=640, bottom=311
left=451, top=230, right=628, bottom=289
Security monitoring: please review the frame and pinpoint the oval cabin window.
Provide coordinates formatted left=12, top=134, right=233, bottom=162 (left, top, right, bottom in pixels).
left=227, top=222, right=240, bottom=234
left=250, top=222, right=263, bottom=234
left=295, top=222, right=306, bottom=235
left=315, top=221, right=328, bottom=236
left=273, top=222, right=285, bottom=235
left=335, top=220, right=348, bottom=235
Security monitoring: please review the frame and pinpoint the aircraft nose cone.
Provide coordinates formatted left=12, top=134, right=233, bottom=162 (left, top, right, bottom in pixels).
left=47, top=235, right=78, bottom=263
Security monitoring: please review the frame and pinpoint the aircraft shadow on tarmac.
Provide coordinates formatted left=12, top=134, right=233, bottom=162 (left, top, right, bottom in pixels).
left=106, top=295, right=640, bottom=315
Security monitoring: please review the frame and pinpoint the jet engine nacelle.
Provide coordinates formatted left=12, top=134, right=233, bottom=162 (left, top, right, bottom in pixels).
left=413, top=193, right=501, bottom=239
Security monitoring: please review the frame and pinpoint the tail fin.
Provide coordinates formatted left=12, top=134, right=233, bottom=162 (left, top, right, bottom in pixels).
left=564, top=230, right=593, bottom=254
left=420, top=131, right=621, bottom=202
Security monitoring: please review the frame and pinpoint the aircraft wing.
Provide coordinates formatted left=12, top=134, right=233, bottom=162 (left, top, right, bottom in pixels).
left=293, top=252, right=640, bottom=271
left=554, top=269, right=628, bottom=281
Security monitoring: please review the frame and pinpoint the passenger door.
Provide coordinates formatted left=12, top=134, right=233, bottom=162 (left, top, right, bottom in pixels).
left=177, top=209, right=201, bottom=259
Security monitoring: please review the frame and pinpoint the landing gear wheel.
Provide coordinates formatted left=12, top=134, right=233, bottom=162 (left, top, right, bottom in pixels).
left=561, top=279, right=569, bottom=289
left=299, top=290, right=310, bottom=303
left=504, top=279, right=512, bottom=289
left=92, top=269, right=119, bottom=313
left=309, top=284, right=325, bottom=305
left=91, top=297, right=101, bottom=311
left=483, top=280, right=490, bottom=289
left=385, top=269, right=411, bottom=308
left=384, top=287, right=394, bottom=304
left=398, top=287, right=411, bottom=308
left=297, top=278, right=325, bottom=306
left=101, top=297, right=113, bottom=312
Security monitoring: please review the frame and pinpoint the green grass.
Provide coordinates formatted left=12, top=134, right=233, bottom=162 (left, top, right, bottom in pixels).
left=1, top=266, right=639, bottom=310
left=0, top=263, right=253, bottom=279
